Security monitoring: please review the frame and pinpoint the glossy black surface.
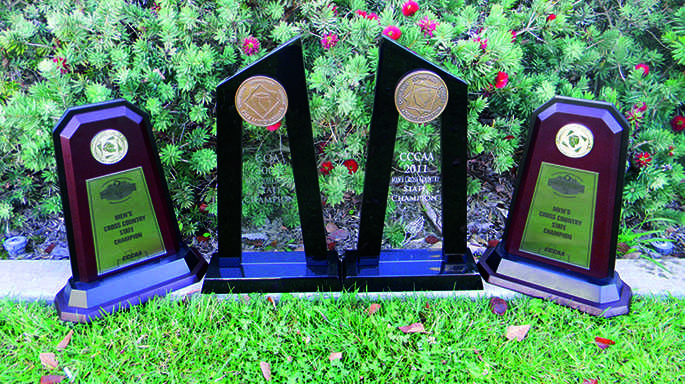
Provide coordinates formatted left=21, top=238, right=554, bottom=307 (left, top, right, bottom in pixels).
left=346, top=37, right=481, bottom=291
left=204, top=36, right=340, bottom=293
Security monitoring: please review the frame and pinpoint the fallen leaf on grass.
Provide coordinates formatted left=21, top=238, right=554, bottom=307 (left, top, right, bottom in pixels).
left=367, top=303, right=381, bottom=315
left=398, top=322, right=425, bottom=334
left=39, top=353, right=58, bottom=369
left=505, top=324, right=531, bottom=341
left=594, top=337, right=615, bottom=350
left=259, top=361, right=271, bottom=381
left=266, top=296, right=276, bottom=310
left=581, top=379, right=598, bottom=384
left=40, top=376, right=65, bottom=384
left=56, top=330, right=74, bottom=351
left=329, top=352, right=343, bottom=361
left=489, top=297, right=508, bottom=315
left=473, top=349, right=484, bottom=361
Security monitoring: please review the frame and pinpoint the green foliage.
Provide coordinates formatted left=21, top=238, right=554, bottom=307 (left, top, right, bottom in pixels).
left=0, top=0, right=682, bottom=242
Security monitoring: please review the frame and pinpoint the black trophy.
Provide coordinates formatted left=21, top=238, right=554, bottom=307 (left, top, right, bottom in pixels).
left=202, top=36, right=340, bottom=293
left=343, top=37, right=482, bottom=291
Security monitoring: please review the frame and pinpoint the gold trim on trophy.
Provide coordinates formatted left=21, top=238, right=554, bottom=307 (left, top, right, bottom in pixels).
left=394, top=70, right=448, bottom=124
left=235, top=75, right=288, bottom=127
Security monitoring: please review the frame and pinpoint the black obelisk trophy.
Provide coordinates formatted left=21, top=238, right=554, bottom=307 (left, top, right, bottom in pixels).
left=53, top=99, right=207, bottom=323
left=343, top=37, right=482, bottom=291
left=202, top=36, right=340, bottom=293
left=478, top=96, right=632, bottom=317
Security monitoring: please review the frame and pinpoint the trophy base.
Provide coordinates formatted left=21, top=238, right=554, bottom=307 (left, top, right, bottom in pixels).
left=478, top=243, right=632, bottom=317
left=55, top=244, right=207, bottom=323
left=201, top=251, right=341, bottom=293
left=343, top=249, right=483, bottom=291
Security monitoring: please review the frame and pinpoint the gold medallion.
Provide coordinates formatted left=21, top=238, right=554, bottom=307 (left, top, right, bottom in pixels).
left=555, top=123, right=594, bottom=158
left=90, top=129, right=128, bottom=165
left=395, top=70, right=448, bottom=124
left=235, top=75, right=288, bottom=127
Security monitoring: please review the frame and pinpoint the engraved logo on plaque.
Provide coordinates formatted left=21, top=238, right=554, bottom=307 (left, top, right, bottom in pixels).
left=548, top=174, right=585, bottom=195
left=90, top=129, right=128, bottom=165
left=235, top=75, right=288, bottom=127
left=555, top=123, right=594, bottom=158
left=395, top=70, right=448, bottom=124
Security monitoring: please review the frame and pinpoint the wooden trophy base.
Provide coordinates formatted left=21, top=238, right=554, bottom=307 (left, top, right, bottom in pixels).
left=55, top=244, right=207, bottom=323
left=201, top=252, right=341, bottom=293
left=343, top=249, right=483, bottom=292
left=478, top=243, right=632, bottom=317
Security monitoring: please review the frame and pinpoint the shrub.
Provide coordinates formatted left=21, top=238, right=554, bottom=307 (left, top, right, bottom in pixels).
left=0, top=0, right=682, bottom=244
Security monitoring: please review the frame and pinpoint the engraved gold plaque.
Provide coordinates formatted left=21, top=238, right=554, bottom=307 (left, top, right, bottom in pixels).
left=555, top=123, right=594, bottom=158
left=235, top=76, right=288, bottom=127
left=90, top=129, right=128, bottom=165
left=395, top=70, right=448, bottom=124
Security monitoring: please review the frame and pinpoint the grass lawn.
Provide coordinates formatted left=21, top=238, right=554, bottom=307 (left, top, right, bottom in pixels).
left=1, top=293, right=683, bottom=383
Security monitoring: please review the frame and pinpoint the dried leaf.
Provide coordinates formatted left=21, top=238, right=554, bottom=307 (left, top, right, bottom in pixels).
left=505, top=324, right=531, bottom=341
left=56, top=330, right=74, bottom=351
left=44, top=243, right=57, bottom=254
left=259, top=361, right=271, bottom=381
left=398, top=322, right=425, bottom=334
left=39, top=353, right=59, bottom=369
left=489, top=297, right=508, bottom=315
left=329, top=352, right=343, bottom=361
left=581, top=379, right=598, bottom=384
left=367, top=303, right=381, bottom=315
left=39, top=376, right=65, bottom=384
left=266, top=296, right=276, bottom=310
left=325, top=222, right=338, bottom=233
left=473, top=349, right=484, bottom=361
left=594, top=337, right=616, bottom=350
left=328, top=229, right=349, bottom=241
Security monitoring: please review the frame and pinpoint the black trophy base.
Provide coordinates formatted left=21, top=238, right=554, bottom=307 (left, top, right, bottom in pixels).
left=343, top=249, right=483, bottom=291
left=478, top=243, right=632, bottom=317
left=55, top=244, right=207, bottom=323
left=201, top=251, right=341, bottom=293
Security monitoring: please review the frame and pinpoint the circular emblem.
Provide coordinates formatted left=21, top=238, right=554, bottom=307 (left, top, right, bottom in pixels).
left=395, top=70, right=448, bottom=124
left=555, top=123, right=594, bottom=158
left=235, top=75, right=288, bottom=127
left=90, top=129, right=128, bottom=165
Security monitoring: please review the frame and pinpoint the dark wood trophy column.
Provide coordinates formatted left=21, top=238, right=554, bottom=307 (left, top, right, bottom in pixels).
left=53, top=99, right=207, bottom=323
left=478, top=96, right=632, bottom=317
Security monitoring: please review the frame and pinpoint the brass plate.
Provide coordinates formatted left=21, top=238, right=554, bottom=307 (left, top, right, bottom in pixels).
left=235, top=76, right=288, bottom=127
left=394, top=70, right=448, bottom=124
left=555, top=123, right=594, bottom=158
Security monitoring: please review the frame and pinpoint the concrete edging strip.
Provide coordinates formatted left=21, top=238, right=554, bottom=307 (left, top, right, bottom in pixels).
left=0, top=258, right=683, bottom=303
